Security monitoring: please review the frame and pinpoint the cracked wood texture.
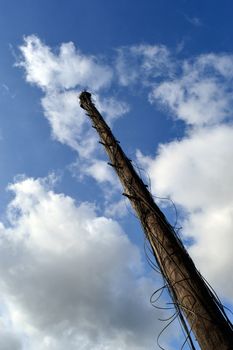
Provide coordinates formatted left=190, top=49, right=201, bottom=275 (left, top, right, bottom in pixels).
left=79, top=91, right=233, bottom=350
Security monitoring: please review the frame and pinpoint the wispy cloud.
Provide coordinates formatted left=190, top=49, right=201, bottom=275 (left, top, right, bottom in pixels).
left=1, top=83, right=16, bottom=99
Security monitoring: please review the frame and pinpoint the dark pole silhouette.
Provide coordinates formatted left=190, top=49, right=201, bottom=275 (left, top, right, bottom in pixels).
left=79, top=91, right=233, bottom=350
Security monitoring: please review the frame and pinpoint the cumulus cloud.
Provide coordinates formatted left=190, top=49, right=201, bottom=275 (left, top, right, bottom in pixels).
left=18, top=35, right=129, bottom=184
left=78, top=159, right=117, bottom=185
left=143, top=125, right=233, bottom=211
left=115, top=44, right=233, bottom=129
left=150, top=54, right=233, bottom=126
left=18, top=35, right=113, bottom=91
left=0, top=176, right=168, bottom=350
left=41, top=90, right=88, bottom=149
left=184, top=205, right=233, bottom=299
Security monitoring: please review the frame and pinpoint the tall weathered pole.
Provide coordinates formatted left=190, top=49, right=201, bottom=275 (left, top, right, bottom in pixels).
left=79, top=91, right=233, bottom=350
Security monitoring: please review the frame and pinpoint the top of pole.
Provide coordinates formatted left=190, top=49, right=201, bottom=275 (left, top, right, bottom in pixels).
left=79, top=91, right=92, bottom=109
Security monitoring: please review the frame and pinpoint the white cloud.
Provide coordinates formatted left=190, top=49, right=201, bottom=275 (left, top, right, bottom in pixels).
left=0, top=176, right=168, bottom=350
left=144, top=125, right=233, bottom=211
left=18, top=35, right=113, bottom=92
left=41, top=89, right=100, bottom=158
left=77, top=158, right=117, bottom=185
left=150, top=54, right=233, bottom=126
left=41, top=90, right=87, bottom=149
left=18, top=35, right=129, bottom=185
left=115, top=45, right=233, bottom=129
left=184, top=206, right=233, bottom=299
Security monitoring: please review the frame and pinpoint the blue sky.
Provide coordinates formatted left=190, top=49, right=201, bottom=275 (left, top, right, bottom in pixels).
left=0, top=1, right=233, bottom=349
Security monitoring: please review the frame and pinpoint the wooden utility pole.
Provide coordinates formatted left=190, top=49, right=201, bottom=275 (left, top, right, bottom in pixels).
left=79, top=91, right=233, bottom=350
